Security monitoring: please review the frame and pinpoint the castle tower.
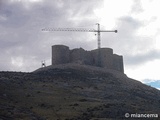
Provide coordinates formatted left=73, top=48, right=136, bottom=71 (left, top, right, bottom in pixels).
left=113, top=55, right=124, bottom=72
left=99, top=48, right=114, bottom=68
left=91, top=48, right=113, bottom=68
left=52, top=45, right=70, bottom=65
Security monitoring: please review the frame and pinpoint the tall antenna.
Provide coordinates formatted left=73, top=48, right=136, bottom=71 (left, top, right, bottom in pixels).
left=42, top=23, right=117, bottom=67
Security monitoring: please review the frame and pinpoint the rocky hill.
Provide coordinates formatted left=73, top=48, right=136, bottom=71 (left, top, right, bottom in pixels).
left=0, top=64, right=160, bottom=120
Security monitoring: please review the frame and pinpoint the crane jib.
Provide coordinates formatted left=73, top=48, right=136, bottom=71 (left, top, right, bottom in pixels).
left=42, top=28, right=117, bottom=33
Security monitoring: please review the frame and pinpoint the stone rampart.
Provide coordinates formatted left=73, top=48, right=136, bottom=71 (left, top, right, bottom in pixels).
left=52, top=45, right=124, bottom=73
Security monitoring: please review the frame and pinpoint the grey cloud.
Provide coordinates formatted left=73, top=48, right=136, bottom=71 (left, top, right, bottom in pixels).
left=131, top=0, right=144, bottom=14
left=0, top=2, right=30, bottom=28
left=116, top=16, right=143, bottom=39
left=106, top=16, right=155, bottom=54
left=0, top=0, right=102, bottom=71
left=100, top=15, right=157, bottom=68
left=102, top=16, right=145, bottom=53
left=1, top=0, right=157, bottom=72
left=115, top=16, right=157, bottom=65
left=125, top=50, right=160, bottom=66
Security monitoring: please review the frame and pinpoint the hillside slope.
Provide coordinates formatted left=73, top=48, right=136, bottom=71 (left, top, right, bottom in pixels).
left=1, top=64, right=160, bottom=120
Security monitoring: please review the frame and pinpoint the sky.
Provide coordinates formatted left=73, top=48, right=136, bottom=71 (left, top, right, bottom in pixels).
left=0, top=0, right=160, bottom=87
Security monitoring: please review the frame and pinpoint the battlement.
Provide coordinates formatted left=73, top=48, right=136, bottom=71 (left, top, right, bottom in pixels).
left=52, top=45, right=124, bottom=73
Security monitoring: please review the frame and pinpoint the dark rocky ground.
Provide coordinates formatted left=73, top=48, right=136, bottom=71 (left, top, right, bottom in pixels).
left=0, top=64, right=160, bottom=120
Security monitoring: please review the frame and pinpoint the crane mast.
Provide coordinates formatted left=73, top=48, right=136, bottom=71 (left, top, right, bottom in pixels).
left=42, top=23, right=117, bottom=67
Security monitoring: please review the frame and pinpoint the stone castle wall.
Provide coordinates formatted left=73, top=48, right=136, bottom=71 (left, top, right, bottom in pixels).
left=52, top=45, right=124, bottom=73
left=52, top=45, right=70, bottom=65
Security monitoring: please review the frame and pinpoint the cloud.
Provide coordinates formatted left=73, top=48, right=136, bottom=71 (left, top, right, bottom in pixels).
left=131, top=0, right=144, bottom=14
left=101, top=16, right=149, bottom=53
left=0, top=1, right=30, bottom=28
left=101, top=15, right=159, bottom=67
left=125, top=49, right=160, bottom=66
left=0, top=0, right=102, bottom=71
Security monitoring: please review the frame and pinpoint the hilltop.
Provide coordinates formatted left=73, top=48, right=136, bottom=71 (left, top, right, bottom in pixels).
left=0, top=64, right=160, bottom=120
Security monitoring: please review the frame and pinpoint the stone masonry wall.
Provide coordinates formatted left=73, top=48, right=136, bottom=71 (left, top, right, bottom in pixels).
left=52, top=45, right=70, bottom=65
left=52, top=45, right=124, bottom=73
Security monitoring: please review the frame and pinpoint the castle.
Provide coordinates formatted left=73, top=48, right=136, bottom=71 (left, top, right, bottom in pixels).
left=52, top=45, right=124, bottom=73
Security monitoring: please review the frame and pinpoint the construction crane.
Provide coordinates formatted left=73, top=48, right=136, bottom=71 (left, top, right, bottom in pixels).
left=42, top=23, right=117, bottom=67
